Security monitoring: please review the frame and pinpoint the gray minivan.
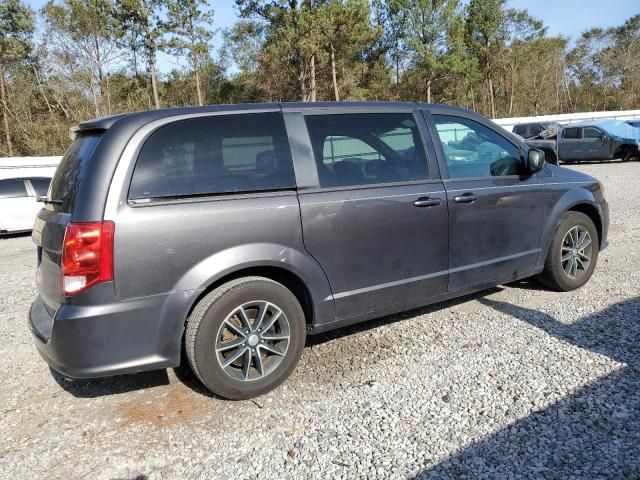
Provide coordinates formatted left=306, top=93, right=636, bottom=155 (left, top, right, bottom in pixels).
left=29, top=102, right=609, bottom=399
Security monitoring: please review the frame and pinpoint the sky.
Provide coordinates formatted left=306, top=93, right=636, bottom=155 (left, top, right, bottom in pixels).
left=24, top=0, right=640, bottom=73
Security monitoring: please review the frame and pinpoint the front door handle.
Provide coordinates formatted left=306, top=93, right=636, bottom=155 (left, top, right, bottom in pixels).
left=413, top=197, right=442, bottom=208
left=453, top=193, right=479, bottom=204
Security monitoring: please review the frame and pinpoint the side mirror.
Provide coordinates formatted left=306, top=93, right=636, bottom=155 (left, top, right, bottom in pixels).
left=527, top=149, right=545, bottom=173
left=601, top=134, right=609, bottom=143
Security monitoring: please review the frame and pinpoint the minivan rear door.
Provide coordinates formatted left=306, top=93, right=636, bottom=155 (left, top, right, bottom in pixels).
left=289, top=107, right=448, bottom=320
left=32, top=133, right=103, bottom=313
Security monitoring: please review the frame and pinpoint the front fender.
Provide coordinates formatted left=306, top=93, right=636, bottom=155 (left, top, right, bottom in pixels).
left=537, top=183, right=602, bottom=269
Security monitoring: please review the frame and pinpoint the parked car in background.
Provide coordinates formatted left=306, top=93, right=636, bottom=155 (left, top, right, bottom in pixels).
left=0, top=177, right=51, bottom=235
left=522, top=119, right=640, bottom=164
left=30, top=102, right=608, bottom=399
left=512, top=121, right=558, bottom=139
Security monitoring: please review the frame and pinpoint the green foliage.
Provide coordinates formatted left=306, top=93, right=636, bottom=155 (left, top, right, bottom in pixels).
left=164, top=0, right=214, bottom=104
left=0, top=0, right=34, bottom=65
left=1, top=0, right=640, bottom=157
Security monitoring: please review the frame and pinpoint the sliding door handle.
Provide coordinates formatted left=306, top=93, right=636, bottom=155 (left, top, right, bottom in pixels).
left=453, top=193, right=479, bottom=204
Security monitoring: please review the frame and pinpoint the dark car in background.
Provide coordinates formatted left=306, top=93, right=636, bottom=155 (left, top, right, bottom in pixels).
left=29, top=102, right=608, bottom=399
left=512, top=121, right=558, bottom=139
left=518, top=119, right=640, bottom=163
left=559, top=120, right=640, bottom=162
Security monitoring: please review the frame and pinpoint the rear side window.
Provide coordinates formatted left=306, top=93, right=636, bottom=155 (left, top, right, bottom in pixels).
left=129, top=113, right=295, bottom=200
left=29, top=178, right=51, bottom=196
left=0, top=179, right=27, bottom=198
left=304, top=113, right=428, bottom=188
left=49, top=133, right=102, bottom=212
left=563, top=128, right=581, bottom=139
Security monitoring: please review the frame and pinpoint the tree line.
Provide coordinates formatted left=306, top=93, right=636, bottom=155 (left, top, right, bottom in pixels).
left=1, top=0, right=639, bottom=156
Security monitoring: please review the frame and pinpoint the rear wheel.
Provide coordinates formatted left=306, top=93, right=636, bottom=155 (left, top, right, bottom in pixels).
left=185, top=277, right=306, bottom=399
left=538, top=211, right=599, bottom=291
left=619, top=145, right=637, bottom=162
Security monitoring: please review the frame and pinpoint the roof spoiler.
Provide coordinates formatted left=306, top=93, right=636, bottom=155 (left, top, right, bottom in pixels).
left=69, top=112, right=132, bottom=140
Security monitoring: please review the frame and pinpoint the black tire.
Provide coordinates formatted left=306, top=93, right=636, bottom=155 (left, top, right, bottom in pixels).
left=538, top=211, right=599, bottom=291
left=185, top=276, right=306, bottom=400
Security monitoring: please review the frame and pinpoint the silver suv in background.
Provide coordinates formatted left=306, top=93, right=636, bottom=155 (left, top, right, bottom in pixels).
left=30, top=102, right=608, bottom=399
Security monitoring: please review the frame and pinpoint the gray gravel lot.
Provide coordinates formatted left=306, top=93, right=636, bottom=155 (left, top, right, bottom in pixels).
left=0, top=162, right=638, bottom=480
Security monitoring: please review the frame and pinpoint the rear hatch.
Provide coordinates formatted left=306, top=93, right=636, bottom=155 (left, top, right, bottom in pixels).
left=32, top=133, right=103, bottom=314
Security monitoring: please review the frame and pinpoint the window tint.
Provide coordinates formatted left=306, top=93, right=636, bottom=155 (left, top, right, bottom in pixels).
left=49, top=133, right=102, bottom=212
left=433, top=115, right=522, bottom=179
left=513, top=125, right=526, bottom=135
left=0, top=179, right=27, bottom=198
left=29, top=178, right=51, bottom=196
left=304, top=113, right=428, bottom=188
left=584, top=127, right=602, bottom=139
left=129, top=113, right=295, bottom=200
left=563, top=127, right=581, bottom=139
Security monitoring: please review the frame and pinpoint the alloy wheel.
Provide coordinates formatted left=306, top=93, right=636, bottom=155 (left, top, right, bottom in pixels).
left=215, top=301, right=290, bottom=381
left=561, top=225, right=593, bottom=279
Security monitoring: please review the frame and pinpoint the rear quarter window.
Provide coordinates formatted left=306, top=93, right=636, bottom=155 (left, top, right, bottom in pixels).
left=129, top=112, right=295, bottom=200
left=29, top=178, right=52, bottom=196
left=49, top=133, right=102, bottom=212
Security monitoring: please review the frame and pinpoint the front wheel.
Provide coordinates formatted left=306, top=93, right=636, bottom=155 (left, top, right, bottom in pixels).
left=538, top=211, right=599, bottom=291
left=185, top=277, right=306, bottom=399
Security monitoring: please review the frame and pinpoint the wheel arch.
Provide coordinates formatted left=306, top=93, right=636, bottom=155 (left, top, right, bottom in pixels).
left=567, top=202, right=602, bottom=247
left=185, top=266, right=316, bottom=329
left=538, top=186, right=603, bottom=269
left=614, top=143, right=639, bottom=160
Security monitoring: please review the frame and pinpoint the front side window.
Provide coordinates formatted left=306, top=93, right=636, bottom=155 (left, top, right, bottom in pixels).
left=433, top=115, right=522, bottom=179
left=0, top=179, right=28, bottom=198
left=304, top=113, right=428, bottom=188
left=583, top=127, right=602, bottom=139
left=129, top=113, right=295, bottom=200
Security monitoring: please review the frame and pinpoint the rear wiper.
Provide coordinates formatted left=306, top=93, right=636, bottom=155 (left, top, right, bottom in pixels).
left=36, top=196, right=63, bottom=205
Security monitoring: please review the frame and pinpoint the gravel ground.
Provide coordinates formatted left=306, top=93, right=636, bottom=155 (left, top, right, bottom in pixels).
left=0, top=162, right=638, bottom=480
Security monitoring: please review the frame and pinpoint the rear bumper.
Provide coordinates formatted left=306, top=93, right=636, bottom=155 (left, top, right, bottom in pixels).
left=28, top=292, right=188, bottom=378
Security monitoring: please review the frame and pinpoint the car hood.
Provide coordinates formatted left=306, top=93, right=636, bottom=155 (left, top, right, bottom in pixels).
left=545, top=163, right=598, bottom=183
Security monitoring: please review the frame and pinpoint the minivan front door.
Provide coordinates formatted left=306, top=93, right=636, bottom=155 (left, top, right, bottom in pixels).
left=291, top=110, right=448, bottom=320
left=428, top=112, right=544, bottom=291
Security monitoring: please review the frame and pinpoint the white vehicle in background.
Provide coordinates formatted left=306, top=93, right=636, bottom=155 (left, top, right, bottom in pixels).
left=0, top=177, right=52, bottom=234
left=0, top=156, right=59, bottom=235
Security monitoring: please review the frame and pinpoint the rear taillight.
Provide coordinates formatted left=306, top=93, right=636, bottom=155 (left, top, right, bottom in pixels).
left=61, top=221, right=114, bottom=296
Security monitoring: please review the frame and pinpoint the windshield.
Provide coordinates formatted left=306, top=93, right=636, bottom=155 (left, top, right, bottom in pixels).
left=48, top=133, right=102, bottom=213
